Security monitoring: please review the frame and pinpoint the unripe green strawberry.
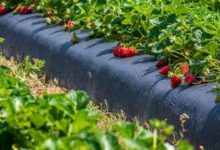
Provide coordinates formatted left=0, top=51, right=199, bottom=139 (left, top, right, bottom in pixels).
left=71, top=33, right=78, bottom=44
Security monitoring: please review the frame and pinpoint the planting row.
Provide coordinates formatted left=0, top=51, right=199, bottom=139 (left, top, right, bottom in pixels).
left=0, top=0, right=220, bottom=92
left=0, top=38, right=193, bottom=150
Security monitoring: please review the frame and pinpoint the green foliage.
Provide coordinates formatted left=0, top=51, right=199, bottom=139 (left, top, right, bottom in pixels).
left=178, top=140, right=194, bottom=150
left=2, top=0, right=219, bottom=83
left=18, top=56, right=45, bottom=76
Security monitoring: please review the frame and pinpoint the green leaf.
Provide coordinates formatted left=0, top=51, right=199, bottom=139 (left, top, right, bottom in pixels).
left=123, top=139, right=148, bottom=150
left=30, top=114, right=46, bottom=128
left=136, top=127, right=153, bottom=141
left=197, top=41, right=219, bottom=58
left=202, top=23, right=217, bottom=35
left=178, top=140, right=194, bottom=150
left=0, top=65, right=11, bottom=74
left=97, top=132, right=121, bottom=150
left=115, top=122, right=135, bottom=139
left=67, top=91, right=89, bottom=110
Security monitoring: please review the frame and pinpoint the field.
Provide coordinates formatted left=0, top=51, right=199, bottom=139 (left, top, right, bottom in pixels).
left=1, top=0, right=220, bottom=149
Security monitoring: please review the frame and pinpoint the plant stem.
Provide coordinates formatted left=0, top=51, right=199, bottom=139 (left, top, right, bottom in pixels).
left=153, top=129, right=157, bottom=150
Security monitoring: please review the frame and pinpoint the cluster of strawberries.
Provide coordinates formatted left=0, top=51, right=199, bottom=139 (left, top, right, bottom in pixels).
left=15, top=6, right=32, bottom=14
left=64, top=20, right=74, bottom=31
left=0, top=5, right=34, bottom=15
left=0, top=4, right=197, bottom=90
left=112, top=45, right=195, bottom=89
left=112, top=44, right=136, bottom=58
left=0, top=6, right=7, bottom=15
left=156, top=60, right=196, bottom=88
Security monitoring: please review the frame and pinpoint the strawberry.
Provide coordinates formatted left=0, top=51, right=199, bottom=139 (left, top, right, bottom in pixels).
left=180, top=64, right=190, bottom=74
left=122, top=47, right=136, bottom=57
left=184, top=74, right=195, bottom=85
left=18, top=6, right=24, bottom=13
left=64, top=20, right=74, bottom=31
left=0, top=6, right=7, bottom=15
left=112, top=47, right=121, bottom=57
left=113, top=46, right=136, bottom=58
left=159, top=66, right=169, bottom=75
left=19, top=6, right=32, bottom=14
left=170, top=74, right=182, bottom=89
left=156, top=60, right=167, bottom=68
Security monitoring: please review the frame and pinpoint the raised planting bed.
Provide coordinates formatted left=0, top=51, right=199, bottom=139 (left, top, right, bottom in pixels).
left=0, top=13, right=219, bottom=149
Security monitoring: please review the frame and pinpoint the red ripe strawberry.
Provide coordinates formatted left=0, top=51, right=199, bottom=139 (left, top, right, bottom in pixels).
left=159, top=66, right=169, bottom=75
left=113, top=46, right=136, bottom=58
left=0, top=6, right=7, bottom=15
left=15, top=6, right=22, bottom=13
left=184, top=74, right=195, bottom=85
left=180, top=64, right=190, bottom=74
left=68, top=20, right=74, bottom=26
left=122, top=47, right=136, bottom=57
left=18, top=6, right=24, bottom=13
left=19, top=6, right=32, bottom=14
left=112, top=47, right=121, bottom=57
left=156, top=60, right=167, bottom=68
left=64, top=20, right=74, bottom=31
left=170, top=74, right=182, bottom=89
left=118, top=47, right=127, bottom=57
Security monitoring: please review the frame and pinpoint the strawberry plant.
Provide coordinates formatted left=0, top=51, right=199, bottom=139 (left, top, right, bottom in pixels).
left=0, top=0, right=219, bottom=91
left=18, top=56, right=45, bottom=76
left=32, top=0, right=220, bottom=85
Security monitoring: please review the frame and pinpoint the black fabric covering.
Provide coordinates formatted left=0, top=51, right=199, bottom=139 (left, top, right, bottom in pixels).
left=0, top=13, right=219, bottom=149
